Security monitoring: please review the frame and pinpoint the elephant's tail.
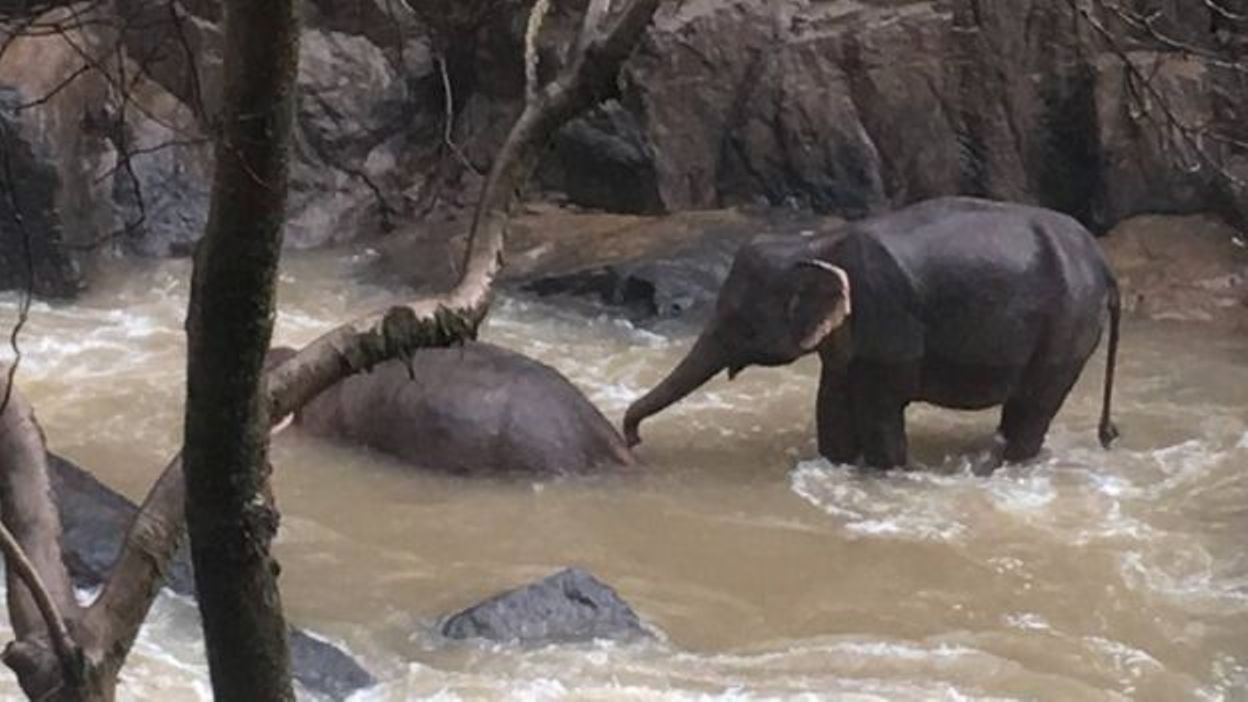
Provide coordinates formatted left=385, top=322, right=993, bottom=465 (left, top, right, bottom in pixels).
left=1098, top=279, right=1121, bottom=449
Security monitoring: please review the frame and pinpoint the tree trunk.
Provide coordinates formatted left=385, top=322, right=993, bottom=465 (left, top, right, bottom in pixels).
left=181, top=0, right=300, bottom=699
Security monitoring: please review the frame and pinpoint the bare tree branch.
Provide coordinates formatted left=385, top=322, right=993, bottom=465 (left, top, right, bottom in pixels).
left=524, top=0, right=552, bottom=104
left=437, top=52, right=479, bottom=176
left=0, top=521, right=79, bottom=682
left=1101, top=0, right=1247, bottom=72
left=1070, top=0, right=1248, bottom=190
left=1205, top=0, right=1247, bottom=22
left=576, top=0, right=612, bottom=56
left=163, top=0, right=207, bottom=120
left=12, top=63, right=91, bottom=111
left=0, top=380, right=86, bottom=698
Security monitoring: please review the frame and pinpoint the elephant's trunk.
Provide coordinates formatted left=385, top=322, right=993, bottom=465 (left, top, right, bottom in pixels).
left=623, top=329, right=727, bottom=446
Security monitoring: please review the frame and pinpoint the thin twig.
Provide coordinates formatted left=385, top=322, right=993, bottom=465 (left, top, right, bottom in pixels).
left=1072, top=0, right=1248, bottom=189
left=1205, top=0, right=1247, bottom=22
left=524, top=0, right=552, bottom=103
left=14, top=63, right=93, bottom=112
left=1101, top=0, right=1247, bottom=72
left=89, top=136, right=211, bottom=186
left=112, top=37, right=150, bottom=241
left=576, top=0, right=612, bottom=55
left=165, top=0, right=207, bottom=120
left=436, top=53, right=479, bottom=176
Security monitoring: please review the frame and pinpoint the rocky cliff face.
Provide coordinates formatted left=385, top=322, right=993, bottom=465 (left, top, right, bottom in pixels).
left=0, top=0, right=1243, bottom=295
left=575, top=0, right=1246, bottom=227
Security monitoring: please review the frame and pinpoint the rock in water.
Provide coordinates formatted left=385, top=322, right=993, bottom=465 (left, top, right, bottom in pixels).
left=441, top=568, right=649, bottom=644
left=47, top=453, right=376, bottom=701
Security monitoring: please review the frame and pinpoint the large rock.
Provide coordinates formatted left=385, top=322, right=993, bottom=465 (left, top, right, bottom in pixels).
left=0, top=0, right=438, bottom=281
left=542, top=0, right=1247, bottom=228
left=0, top=6, right=214, bottom=279
left=0, top=18, right=121, bottom=296
left=542, top=100, right=664, bottom=215
left=285, top=27, right=421, bottom=249
left=0, top=88, right=86, bottom=297
left=48, top=453, right=376, bottom=701
left=1100, top=213, right=1248, bottom=328
left=441, top=567, right=649, bottom=644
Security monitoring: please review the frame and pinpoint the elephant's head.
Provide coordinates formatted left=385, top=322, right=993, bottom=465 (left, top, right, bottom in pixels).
left=623, top=238, right=851, bottom=446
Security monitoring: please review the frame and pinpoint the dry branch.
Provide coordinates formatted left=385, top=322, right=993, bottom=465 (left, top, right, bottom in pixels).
left=0, top=379, right=87, bottom=699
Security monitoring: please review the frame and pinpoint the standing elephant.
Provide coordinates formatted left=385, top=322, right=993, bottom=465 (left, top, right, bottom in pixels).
left=623, top=197, right=1121, bottom=471
left=270, top=342, right=634, bottom=475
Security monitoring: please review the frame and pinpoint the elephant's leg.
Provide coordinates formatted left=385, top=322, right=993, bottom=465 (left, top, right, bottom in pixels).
left=858, top=403, right=908, bottom=469
left=816, top=358, right=857, bottom=464
left=998, top=363, right=1084, bottom=463
left=851, top=361, right=917, bottom=470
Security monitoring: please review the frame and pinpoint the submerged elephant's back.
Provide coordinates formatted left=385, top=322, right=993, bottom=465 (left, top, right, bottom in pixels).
left=306, top=343, right=630, bottom=474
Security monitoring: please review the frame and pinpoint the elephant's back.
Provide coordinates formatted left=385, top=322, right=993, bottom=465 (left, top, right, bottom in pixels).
left=310, top=342, right=630, bottom=475
left=848, top=198, right=1112, bottom=365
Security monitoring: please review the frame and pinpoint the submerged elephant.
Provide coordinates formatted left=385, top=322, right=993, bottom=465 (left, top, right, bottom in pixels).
left=624, top=197, right=1121, bottom=471
left=269, top=342, right=634, bottom=475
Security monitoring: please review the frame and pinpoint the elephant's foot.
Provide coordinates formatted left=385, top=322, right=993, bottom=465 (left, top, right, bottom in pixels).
left=971, top=435, right=1010, bottom=476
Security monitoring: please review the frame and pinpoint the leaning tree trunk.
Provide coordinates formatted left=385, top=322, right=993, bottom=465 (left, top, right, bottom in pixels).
left=181, top=0, right=300, bottom=699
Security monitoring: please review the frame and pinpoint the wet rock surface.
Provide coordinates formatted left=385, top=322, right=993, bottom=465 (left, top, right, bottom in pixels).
left=441, top=567, right=650, bottom=644
left=578, top=0, right=1247, bottom=228
left=1100, top=214, right=1248, bottom=328
left=48, top=453, right=377, bottom=701
left=0, top=88, right=86, bottom=297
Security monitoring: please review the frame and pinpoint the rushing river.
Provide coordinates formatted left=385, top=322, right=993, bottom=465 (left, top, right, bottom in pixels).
left=0, top=249, right=1245, bottom=701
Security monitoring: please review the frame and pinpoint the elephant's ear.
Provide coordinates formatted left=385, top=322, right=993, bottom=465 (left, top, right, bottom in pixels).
left=788, top=260, right=852, bottom=353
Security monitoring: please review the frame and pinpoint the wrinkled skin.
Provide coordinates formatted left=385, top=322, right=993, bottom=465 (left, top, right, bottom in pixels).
left=269, top=342, right=634, bottom=475
left=624, top=197, right=1121, bottom=472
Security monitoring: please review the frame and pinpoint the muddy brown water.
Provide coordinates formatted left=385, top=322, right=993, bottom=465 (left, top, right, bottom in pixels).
left=0, top=250, right=1245, bottom=701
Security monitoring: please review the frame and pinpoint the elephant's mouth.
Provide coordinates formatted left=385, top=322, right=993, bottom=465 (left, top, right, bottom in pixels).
left=727, top=364, right=744, bottom=380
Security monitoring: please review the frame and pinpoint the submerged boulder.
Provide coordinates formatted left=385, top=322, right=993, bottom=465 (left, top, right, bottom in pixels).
left=47, top=453, right=376, bottom=701
left=441, top=567, right=650, bottom=645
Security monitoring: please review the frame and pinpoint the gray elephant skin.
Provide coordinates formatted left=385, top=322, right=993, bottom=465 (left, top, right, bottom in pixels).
left=270, top=342, right=634, bottom=475
left=624, top=197, right=1121, bottom=471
